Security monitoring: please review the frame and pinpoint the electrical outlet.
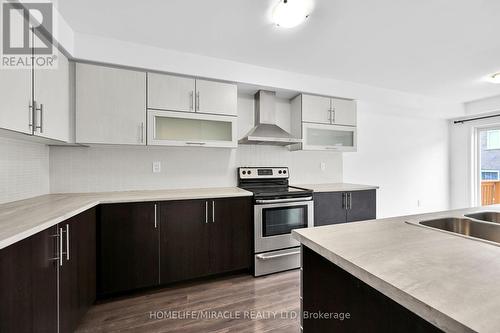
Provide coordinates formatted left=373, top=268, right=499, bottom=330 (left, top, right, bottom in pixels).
left=152, top=161, right=161, bottom=173
left=320, top=162, right=326, bottom=171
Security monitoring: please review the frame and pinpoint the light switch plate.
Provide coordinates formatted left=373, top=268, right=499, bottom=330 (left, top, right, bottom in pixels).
left=152, top=161, right=161, bottom=173
left=320, top=162, right=326, bottom=171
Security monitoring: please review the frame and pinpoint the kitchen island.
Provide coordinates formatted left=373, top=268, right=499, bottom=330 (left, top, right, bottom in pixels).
left=292, top=207, right=500, bottom=333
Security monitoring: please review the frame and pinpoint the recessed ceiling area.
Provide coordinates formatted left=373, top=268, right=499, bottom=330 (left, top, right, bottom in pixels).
left=57, top=0, right=500, bottom=103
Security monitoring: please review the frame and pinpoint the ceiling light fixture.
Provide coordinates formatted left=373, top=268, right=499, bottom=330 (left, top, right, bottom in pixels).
left=486, top=72, right=500, bottom=84
left=272, top=0, right=311, bottom=28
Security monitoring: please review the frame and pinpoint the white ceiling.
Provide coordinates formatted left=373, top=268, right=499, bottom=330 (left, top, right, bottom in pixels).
left=57, top=0, right=500, bottom=103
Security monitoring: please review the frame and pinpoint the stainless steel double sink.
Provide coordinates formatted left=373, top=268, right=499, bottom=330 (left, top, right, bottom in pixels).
left=407, top=211, right=500, bottom=245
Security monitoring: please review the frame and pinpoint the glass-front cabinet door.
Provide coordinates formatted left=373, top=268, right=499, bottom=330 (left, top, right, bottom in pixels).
left=147, top=110, right=237, bottom=148
left=302, top=123, right=357, bottom=151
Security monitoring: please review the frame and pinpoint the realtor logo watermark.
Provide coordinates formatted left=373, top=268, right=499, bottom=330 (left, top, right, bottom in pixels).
left=1, top=1, right=57, bottom=69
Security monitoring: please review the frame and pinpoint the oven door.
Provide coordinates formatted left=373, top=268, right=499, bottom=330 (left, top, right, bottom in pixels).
left=254, top=198, right=314, bottom=253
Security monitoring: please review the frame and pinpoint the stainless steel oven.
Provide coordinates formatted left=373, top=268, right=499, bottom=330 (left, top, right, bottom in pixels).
left=254, top=197, right=313, bottom=253
left=238, top=167, right=314, bottom=276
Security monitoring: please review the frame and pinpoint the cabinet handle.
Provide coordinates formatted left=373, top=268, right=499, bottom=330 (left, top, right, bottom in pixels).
left=212, top=200, right=215, bottom=223
left=328, top=109, right=332, bottom=124
left=331, top=107, right=336, bottom=124
left=140, top=122, right=144, bottom=143
left=59, top=227, right=64, bottom=266
left=65, top=224, right=70, bottom=261
left=196, top=92, right=200, bottom=111
left=35, top=102, right=43, bottom=133
left=342, top=193, right=347, bottom=209
left=189, top=91, right=194, bottom=110
left=28, top=100, right=34, bottom=130
left=205, top=201, right=208, bottom=223
left=186, top=142, right=206, bottom=145
left=48, top=232, right=61, bottom=263
left=348, top=193, right=352, bottom=210
left=154, top=204, right=157, bottom=228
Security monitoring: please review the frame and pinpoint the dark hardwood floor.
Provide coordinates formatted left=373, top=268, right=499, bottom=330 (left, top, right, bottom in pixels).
left=76, top=271, right=300, bottom=333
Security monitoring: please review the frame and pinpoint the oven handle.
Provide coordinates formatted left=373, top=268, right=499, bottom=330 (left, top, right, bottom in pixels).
left=255, top=196, right=313, bottom=204
left=256, top=250, right=301, bottom=260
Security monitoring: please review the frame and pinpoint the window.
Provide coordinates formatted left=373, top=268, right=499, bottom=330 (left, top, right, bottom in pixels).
left=486, top=130, right=500, bottom=149
left=481, top=170, right=500, bottom=181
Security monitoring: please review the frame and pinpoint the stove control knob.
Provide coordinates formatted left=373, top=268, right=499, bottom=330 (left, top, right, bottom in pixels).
left=278, top=170, right=282, bottom=174
left=248, top=170, right=252, bottom=175
left=242, top=171, right=246, bottom=175
left=283, top=169, right=287, bottom=174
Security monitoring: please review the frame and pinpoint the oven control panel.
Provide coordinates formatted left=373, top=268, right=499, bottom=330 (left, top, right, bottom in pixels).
left=238, top=167, right=289, bottom=179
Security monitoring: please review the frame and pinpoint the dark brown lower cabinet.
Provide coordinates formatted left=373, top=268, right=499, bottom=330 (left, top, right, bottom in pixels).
left=301, top=246, right=442, bottom=333
left=0, top=208, right=96, bottom=333
left=159, top=200, right=211, bottom=284
left=98, top=197, right=252, bottom=291
left=314, top=190, right=376, bottom=226
left=209, top=197, right=252, bottom=274
left=60, top=208, right=96, bottom=333
left=160, top=197, right=252, bottom=284
left=98, top=202, right=159, bottom=296
left=0, top=226, right=58, bottom=333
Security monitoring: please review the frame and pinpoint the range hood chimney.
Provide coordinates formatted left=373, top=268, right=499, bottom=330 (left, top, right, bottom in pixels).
left=239, top=90, right=302, bottom=146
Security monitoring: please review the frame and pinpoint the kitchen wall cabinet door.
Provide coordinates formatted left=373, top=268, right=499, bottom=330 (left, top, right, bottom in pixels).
left=0, top=66, right=33, bottom=135
left=99, top=203, right=159, bottom=295
left=209, top=197, right=252, bottom=273
left=195, top=79, right=237, bottom=116
left=33, top=47, right=70, bottom=142
left=147, top=109, right=237, bottom=148
left=159, top=200, right=211, bottom=284
left=0, top=10, right=33, bottom=135
left=346, top=190, right=377, bottom=222
left=313, top=192, right=347, bottom=226
left=76, top=63, right=146, bottom=145
left=147, top=73, right=195, bottom=112
left=301, top=94, right=332, bottom=124
left=0, top=226, right=58, bottom=333
left=301, top=122, right=357, bottom=152
left=332, top=98, right=356, bottom=126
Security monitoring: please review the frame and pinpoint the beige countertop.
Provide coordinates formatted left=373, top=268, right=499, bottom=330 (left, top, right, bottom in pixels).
left=295, top=183, right=379, bottom=192
left=0, top=187, right=252, bottom=250
left=292, top=206, right=500, bottom=333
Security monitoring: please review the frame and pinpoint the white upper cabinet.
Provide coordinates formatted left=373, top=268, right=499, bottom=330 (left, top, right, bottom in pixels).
left=147, top=74, right=237, bottom=116
left=147, top=73, right=195, bottom=112
left=147, top=109, right=237, bottom=148
left=290, top=94, right=357, bottom=152
left=301, top=123, right=357, bottom=152
left=0, top=65, right=32, bottom=135
left=301, top=94, right=332, bottom=124
left=300, top=94, right=356, bottom=127
left=332, top=98, right=356, bottom=126
left=195, top=79, right=237, bottom=116
left=76, top=63, right=146, bottom=145
left=0, top=31, right=70, bottom=141
left=33, top=47, right=70, bottom=142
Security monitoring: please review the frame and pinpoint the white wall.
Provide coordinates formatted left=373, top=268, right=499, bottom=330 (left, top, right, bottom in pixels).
left=49, top=145, right=342, bottom=193
left=0, top=137, right=50, bottom=204
left=465, top=94, right=500, bottom=115
left=344, top=102, right=450, bottom=218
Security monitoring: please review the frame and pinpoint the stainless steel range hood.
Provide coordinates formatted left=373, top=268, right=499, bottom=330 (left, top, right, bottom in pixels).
left=239, top=90, right=302, bottom=146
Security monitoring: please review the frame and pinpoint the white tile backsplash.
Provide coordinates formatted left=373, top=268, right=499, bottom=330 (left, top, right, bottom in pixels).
left=0, top=137, right=50, bottom=203
left=49, top=144, right=342, bottom=193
